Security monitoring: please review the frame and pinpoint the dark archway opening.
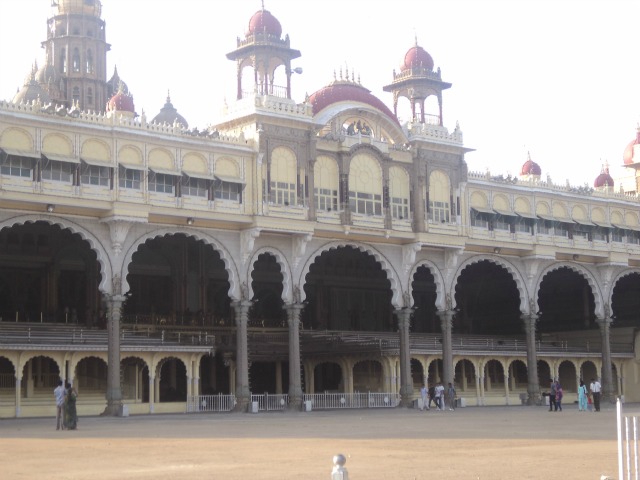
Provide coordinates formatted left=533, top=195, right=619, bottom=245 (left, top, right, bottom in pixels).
left=250, top=253, right=285, bottom=328
left=538, top=267, right=595, bottom=332
left=611, top=273, right=640, bottom=327
left=411, top=265, right=438, bottom=333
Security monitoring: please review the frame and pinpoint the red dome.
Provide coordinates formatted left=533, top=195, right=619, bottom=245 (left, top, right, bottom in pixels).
left=247, top=9, right=282, bottom=37
left=309, top=82, right=400, bottom=126
left=106, top=90, right=135, bottom=113
left=520, top=154, right=541, bottom=176
left=594, top=168, right=614, bottom=188
left=623, top=129, right=640, bottom=165
left=402, top=45, right=434, bottom=72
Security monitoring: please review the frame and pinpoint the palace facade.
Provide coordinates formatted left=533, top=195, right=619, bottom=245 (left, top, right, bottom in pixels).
left=1, top=0, right=640, bottom=418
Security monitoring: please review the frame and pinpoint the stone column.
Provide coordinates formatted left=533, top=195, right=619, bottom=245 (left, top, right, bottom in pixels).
left=504, top=374, right=510, bottom=405
left=15, top=375, right=21, bottom=418
left=396, top=308, right=413, bottom=407
left=232, top=300, right=252, bottom=411
left=437, top=310, right=454, bottom=387
left=521, top=313, right=541, bottom=405
left=597, top=316, right=615, bottom=402
left=286, top=303, right=304, bottom=410
left=148, top=375, right=155, bottom=413
left=103, top=294, right=125, bottom=416
left=475, top=371, right=481, bottom=406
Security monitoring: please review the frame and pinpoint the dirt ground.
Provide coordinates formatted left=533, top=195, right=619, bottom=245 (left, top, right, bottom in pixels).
left=0, top=402, right=627, bottom=480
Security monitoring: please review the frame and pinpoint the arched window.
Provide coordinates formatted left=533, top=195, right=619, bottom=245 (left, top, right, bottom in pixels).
left=86, top=50, right=93, bottom=74
left=59, top=48, right=66, bottom=73
left=313, top=155, right=338, bottom=212
left=349, top=153, right=382, bottom=216
left=389, top=166, right=410, bottom=220
left=428, top=170, right=450, bottom=223
left=269, top=147, right=297, bottom=206
left=72, top=86, right=80, bottom=103
left=72, top=48, right=80, bottom=72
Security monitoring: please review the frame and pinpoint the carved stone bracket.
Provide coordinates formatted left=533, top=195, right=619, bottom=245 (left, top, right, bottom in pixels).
left=240, top=228, right=261, bottom=265
left=292, top=233, right=313, bottom=269
left=402, top=242, right=422, bottom=273
left=100, top=217, right=143, bottom=256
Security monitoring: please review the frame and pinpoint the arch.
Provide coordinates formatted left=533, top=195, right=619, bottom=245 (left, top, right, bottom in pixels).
left=591, top=207, right=606, bottom=223
left=349, top=152, right=382, bottom=195
left=625, top=211, right=640, bottom=227
left=492, top=194, right=510, bottom=211
left=408, top=260, right=446, bottom=310
left=118, top=145, right=144, bottom=168
left=182, top=152, right=208, bottom=174
left=42, top=133, right=74, bottom=157
left=0, top=215, right=113, bottom=294
left=121, top=228, right=239, bottom=300
left=389, top=166, right=410, bottom=219
left=534, top=263, right=603, bottom=317
left=535, top=201, right=551, bottom=216
left=270, top=146, right=297, bottom=183
left=246, top=246, right=292, bottom=303
left=0, top=127, right=33, bottom=151
left=81, top=139, right=110, bottom=162
left=572, top=205, right=588, bottom=221
left=514, top=196, right=532, bottom=215
left=298, top=240, right=402, bottom=308
left=469, top=191, right=488, bottom=209
left=608, top=268, right=640, bottom=310
left=452, top=255, right=529, bottom=313
left=314, top=155, right=339, bottom=191
left=551, top=201, right=569, bottom=220
left=611, top=210, right=624, bottom=225
left=148, top=147, right=176, bottom=170
left=215, top=157, right=241, bottom=178
left=0, top=354, right=17, bottom=378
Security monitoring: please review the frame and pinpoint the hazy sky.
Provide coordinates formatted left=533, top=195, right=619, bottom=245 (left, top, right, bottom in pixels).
left=1, top=0, right=639, bottom=186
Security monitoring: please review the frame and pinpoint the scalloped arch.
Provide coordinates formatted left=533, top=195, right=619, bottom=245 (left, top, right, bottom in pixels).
left=71, top=354, right=107, bottom=379
left=408, top=260, right=446, bottom=310
left=297, top=241, right=402, bottom=308
left=535, top=263, right=603, bottom=317
left=452, top=255, right=529, bottom=313
left=121, top=229, right=239, bottom=300
left=246, top=246, right=292, bottom=303
left=608, top=268, right=640, bottom=309
left=0, top=354, right=17, bottom=376
left=0, top=215, right=113, bottom=293
left=155, top=355, right=187, bottom=377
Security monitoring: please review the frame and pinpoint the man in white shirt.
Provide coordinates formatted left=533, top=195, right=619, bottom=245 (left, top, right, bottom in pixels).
left=420, top=384, right=428, bottom=411
left=54, top=380, right=66, bottom=430
left=589, top=378, right=602, bottom=412
left=435, top=382, right=445, bottom=411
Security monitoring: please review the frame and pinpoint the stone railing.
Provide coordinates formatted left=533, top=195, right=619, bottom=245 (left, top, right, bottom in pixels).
left=405, top=122, right=463, bottom=145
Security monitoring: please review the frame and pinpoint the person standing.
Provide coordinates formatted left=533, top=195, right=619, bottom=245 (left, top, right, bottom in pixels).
left=590, top=378, right=602, bottom=412
left=420, top=384, right=429, bottom=411
left=435, top=382, right=445, bottom=411
left=447, top=382, right=456, bottom=411
left=428, top=384, right=437, bottom=410
left=577, top=380, right=588, bottom=411
left=53, top=380, right=66, bottom=430
left=548, top=379, right=557, bottom=412
left=555, top=383, right=563, bottom=412
left=63, top=382, right=78, bottom=430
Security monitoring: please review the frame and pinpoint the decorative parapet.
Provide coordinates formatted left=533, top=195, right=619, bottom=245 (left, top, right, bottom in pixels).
left=392, top=66, right=442, bottom=82
left=236, top=32, right=290, bottom=49
left=468, top=169, right=640, bottom=202
left=221, top=93, right=313, bottom=122
left=405, top=122, right=463, bottom=146
left=0, top=99, right=250, bottom=146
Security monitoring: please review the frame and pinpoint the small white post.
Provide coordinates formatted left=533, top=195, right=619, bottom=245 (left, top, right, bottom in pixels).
left=331, top=454, right=348, bottom=480
left=617, top=397, right=623, bottom=480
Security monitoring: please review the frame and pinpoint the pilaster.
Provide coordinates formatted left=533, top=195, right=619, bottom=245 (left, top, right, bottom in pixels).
left=232, top=300, right=252, bottom=411
left=436, top=310, right=454, bottom=387
left=520, top=313, right=541, bottom=405
left=286, top=302, right=304, bottom=410
left=396, top=308, right=413, bottom=407
left=597, top=315, right=615, bottom=402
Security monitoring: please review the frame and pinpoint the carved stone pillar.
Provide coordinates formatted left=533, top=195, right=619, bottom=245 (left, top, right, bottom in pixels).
left=521, top=313, right=541, bottom=405
left=597, top=316, right=615, bottom=402
left=286, top=303, right=304, bottom=410
left=148, top=375, right=155, bottom=414
left=232, top=300, right=252, bottom=412
left=437, top=310, right=454, bottom=387
left=15, top=375, right=21, bottom=418
left=396, top=308, right=413, bottom=407
left=103, top=294, right=125, bottom=416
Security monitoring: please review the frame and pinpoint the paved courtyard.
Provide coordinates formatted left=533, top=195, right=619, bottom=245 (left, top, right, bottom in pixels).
left=0, top=402, right=626, bottom=479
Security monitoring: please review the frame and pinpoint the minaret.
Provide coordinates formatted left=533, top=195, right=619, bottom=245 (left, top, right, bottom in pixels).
left=383, top=38, right=451, bottom=125
left=40, top=0, right=111, bottom=111
left=226, top=4, right=301, bottom=100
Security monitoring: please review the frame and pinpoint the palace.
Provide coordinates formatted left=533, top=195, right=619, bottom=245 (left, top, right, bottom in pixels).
left=1, top=0, right=640, bottom=418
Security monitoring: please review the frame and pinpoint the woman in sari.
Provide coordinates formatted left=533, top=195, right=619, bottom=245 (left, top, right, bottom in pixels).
left=64, top=382, right=78, bottom=430
left=578, top=379, right=588, bottom=411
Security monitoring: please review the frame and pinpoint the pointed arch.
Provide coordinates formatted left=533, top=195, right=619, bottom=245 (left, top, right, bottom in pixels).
left=408, top=260, right=446, bottom=310
left=246, top=246, right=293, bottom=303
left=452, top=255, right=529, bottom=313
left=121, top=228, right=239, bottom=300
left=535, top=262, right=603, bottom=317
left=0, top=214, right=112, bottom=294
left=297, top=241, right=402, bottom=308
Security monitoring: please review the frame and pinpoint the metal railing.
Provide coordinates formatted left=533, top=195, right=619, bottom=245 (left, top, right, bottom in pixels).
left=186, top=394, right=236, bottom=413
left=303, top=392, right=400, bottom=410
left=251, top=393, right=289, bottom=411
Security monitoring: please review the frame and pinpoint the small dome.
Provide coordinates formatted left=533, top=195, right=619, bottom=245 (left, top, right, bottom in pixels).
left=623, top=128, right=640, bottom=165
left=594, top=164, right=614, bottom=188
left=402, top=45, right=434, bottom=72
left=247, top=8, right=282, bottom=37
left=107, top=66, right=129, bottom=100
left=151, top=91, right=189, bottom=128
left=106, top=88, right=135, bottom=113
left=55, top=0, right=102, bottom=17
left=12, top=65, right=51, bottom=105
left=520, top=153, right=541, bottom=176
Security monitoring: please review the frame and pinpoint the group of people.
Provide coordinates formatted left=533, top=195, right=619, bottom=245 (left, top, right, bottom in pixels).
left=420, top=382, right=457, bottom=411
left=53, top=380, right=78, bottom=430
left=548, top=377, right=602, bottom=412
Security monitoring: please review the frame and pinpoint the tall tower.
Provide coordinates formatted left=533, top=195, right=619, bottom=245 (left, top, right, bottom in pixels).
left=226, top=5, right=301, bottom=100
left=39, top=0, right=111, bottom=111
left=383, top=40, right=451, bottom=126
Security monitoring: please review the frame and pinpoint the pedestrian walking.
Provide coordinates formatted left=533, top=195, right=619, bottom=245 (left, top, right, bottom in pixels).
left=590, top=378, right=602, bottom=412
left=447, top=382, right=456, bottom=411
left=577, top=379, right=588, bottom=411
left=54, top=380, right=66, bottom=430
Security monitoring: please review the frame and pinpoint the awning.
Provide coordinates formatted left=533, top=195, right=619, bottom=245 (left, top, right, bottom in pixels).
left=182, top=170, right=215, bottom=180
left=471, top=206, right=495, bottom=215
left=118, top=162, right=146, bottom=171
left=81, top=157, right=114, bottom=168
left=515, top=211, right=538, bottom=220
left=592, top=220, right=613, bottom=228
left=1, top=147, right=40, bottom=159
left=493, top=209, right=517, bottom=217
left=149, top=167, right=181, bottom=176
left=42, top=152, right=80, bottom=164
left=572, top=218, right=595, bottom=227
left=215, top=174, right=246, bottom=185
left=554, top=216, right=575, bottom=224
left=537, top=213, right=555, bottom=221
left=613, top=223, right=640, bottom=232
